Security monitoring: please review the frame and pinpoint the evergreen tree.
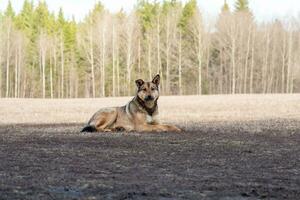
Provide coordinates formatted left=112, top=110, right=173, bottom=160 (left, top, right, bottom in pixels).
left=222, top=0, right=230, bottom=12
left=34, top=1, right=50, bottom=32
left=64, top=18, right=77, bottom=51
left=47, top=12, right=57, bottom=36
left=162, top=0, right=181, bottom=16
left=15, top=0, right=36, bottom=71
left=15, top=0, right=34, bottom=35
left=57, top=7, right=65, bottom=28
left=136, top=0, right=159, bottom=34
left=4, top=0, right=15, bottom=18
left=89, top=1, right=104, bottom=24
left=57, top=8, right=66, bottom=47
left=178, top=0, right=197, bottom=31
left=235, top=0, right=249, bottom=12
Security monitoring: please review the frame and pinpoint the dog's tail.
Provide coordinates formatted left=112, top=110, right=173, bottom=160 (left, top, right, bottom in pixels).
left=81, top=125, right=97, bottom=133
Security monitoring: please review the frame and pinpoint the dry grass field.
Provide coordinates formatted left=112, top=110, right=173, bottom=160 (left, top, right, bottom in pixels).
left=1, top=94, right=300, bottom=125
left=0, top=94, right=300, bottom=199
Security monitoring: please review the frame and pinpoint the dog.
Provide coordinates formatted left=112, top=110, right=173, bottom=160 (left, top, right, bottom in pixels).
left=81, top=74, right=181, bottom=132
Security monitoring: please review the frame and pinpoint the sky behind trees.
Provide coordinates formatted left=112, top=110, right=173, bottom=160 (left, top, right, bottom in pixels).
left=1, top=0, right=300, bottom=22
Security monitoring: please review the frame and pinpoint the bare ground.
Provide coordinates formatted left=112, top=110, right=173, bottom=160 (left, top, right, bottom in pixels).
left=0, top=94, right=300, bottom=199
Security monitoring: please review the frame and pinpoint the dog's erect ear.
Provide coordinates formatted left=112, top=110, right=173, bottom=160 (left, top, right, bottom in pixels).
left=135, top=79, right=144, bottom=88
left=152, top=74, right=160, bottom=86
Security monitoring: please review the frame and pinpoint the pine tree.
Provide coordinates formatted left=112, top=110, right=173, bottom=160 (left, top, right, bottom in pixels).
left=161, top=0, right=182, bottom=18
left=64, top=19, right=77, bottom=51
left=235, top=0, right=249, bottom=12
left=15, top=0, right=35, bottom=76
left=57, top=8, right=65, bottom=29
left=48, top=12, right=57, bottom=36
left=34, top=1, right=50, bottom=32
left=15, top=0, right=34, bottom=33
left=136, top=0, right=159, bottom=34
left=222, top=0, right=230, bottom=12
left=4, top=0, right=15, bottom=18
left=178, top=0, right=197, bottom=31
left=89, top=1, right=104, bottom=24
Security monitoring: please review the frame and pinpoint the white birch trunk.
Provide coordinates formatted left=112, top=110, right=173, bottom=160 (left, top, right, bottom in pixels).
left=197, top=30, right=202, bottom=95
left=281, top=33, right=286, bottom=93
left=101, top=23, right=106, bottom=97
left=286, top=30, right=293, bottom=93
left=54, top=42, right=57, bottom=98
left=231, top=39, right=236, bottom=94
left=42, top=45, right=46, bottom=98
left=6, top=20, right=11, bottom=98
left=112, top=22, right=116, bottom=97
left=138, top=38, right=141, bottom=75
left=157, top=16, right=162, bottom=77
left=178, top=30, right=182, bottom=95
left=250, top=30, right=255, bottom=94
left=14, top=48, right=18, bottom=98
left=147, top=38, right=152, bottom=81
left=90, top=28, right=95, bottom=98
left=60, top=32, right=64, bottom=98
left=166, top=16, right=170, bottom=94
left=126, top=25, right=132, bottom=96
left=116, top=38, right=120, bottom=96
left=263, top=30, right=270, bottom=93
left=243, top=25, right=251, bottom=93
left=50, top=50, right=53, bottom=98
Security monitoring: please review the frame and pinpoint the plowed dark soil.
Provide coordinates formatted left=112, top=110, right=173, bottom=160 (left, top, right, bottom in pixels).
left=0, top=120, right=300, bottom=199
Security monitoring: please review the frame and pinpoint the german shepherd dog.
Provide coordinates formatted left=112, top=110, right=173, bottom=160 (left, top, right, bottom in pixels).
left=81, top=74, right=181, bottom=133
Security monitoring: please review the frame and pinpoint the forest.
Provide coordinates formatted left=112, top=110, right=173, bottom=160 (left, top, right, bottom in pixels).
left=0, top=0, right=299, bottom=98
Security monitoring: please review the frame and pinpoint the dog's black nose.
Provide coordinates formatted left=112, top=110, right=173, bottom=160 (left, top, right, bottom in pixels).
left=145, top=95, right=153, bottom=101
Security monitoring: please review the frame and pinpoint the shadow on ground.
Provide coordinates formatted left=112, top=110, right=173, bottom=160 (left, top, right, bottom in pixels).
left=0, top=119, right=300, bottom=199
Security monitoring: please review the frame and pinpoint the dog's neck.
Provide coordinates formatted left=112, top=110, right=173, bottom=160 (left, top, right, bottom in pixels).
left=134, top=96, right=158, bottom=116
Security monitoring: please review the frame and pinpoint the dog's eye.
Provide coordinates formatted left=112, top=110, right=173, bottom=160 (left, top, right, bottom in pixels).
left=142, top=88, right=147, bottom=91
left=151, top=87, right=155, bottom=91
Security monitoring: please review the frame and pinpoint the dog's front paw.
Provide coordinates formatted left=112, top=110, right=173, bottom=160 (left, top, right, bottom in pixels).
left=163, top=125, right=182, bottom=132
left=170, top=126, right=182, bottom=132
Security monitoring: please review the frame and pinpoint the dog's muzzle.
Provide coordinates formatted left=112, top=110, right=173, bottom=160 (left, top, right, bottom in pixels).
left=145, top=95, right=154, bottom=101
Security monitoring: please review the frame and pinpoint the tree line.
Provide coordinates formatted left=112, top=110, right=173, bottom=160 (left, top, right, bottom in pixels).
left=0, top=0, right=299, bottom=98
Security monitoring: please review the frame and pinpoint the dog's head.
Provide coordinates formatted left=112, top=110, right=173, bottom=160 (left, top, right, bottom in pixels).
left=135, top=74, right=160, bottom=103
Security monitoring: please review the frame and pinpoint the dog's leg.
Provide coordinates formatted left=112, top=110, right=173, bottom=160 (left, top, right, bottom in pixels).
left=94, top=117, right=115, bottom=132
left=135, top=124, right=181, bottom=132
left=135, top=124, right=157, bottom=132
left=87, top=109, right=117, bottom=132
left=159, top=124, right=181, bottom=132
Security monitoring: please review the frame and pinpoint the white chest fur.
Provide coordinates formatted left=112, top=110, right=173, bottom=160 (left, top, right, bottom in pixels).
left=146, top=115, right=158, bottom=124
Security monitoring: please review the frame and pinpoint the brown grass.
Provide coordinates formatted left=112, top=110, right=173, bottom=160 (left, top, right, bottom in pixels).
left=0, top=94, right=299, bottom=125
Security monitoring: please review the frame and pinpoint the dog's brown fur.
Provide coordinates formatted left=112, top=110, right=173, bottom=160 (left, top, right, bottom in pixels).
left=81, top=74, right=181, bottom=133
